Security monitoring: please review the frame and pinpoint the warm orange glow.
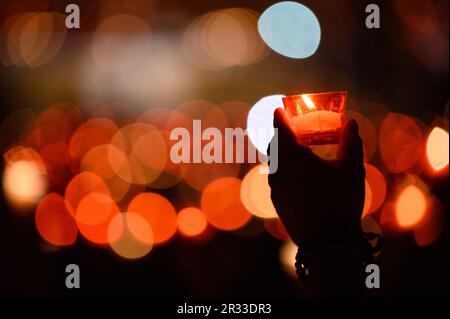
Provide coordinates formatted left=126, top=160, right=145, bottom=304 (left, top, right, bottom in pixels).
left=76, top=192, right=120, bottom=245
left=2, top=159, right=47, bottom=211
left=177, top=207, right=208, bottom=237
left=426, top=127, right=449, bottom=172
left=362, top=180, right=373, bottom=217
left=80, top=144, right=131, bottom=201
left=64, top=172, right=111, bottom=217
left=279, top=241, right=298, bottom=278
left=302, top=95, right=316, bottom=110
left=364, top=163, right=387, bottom=215
left=346, top=110, right=378, bottom=161
left=182, top=8, right=268, bottom=71
left=414, top=196, right=445, bottom=246
left=264, top=218, right=289, bottom=240
left=35, top=193, right=78, bottom=246
left=240, top=163, right=278, bottom=219
left=127, top=192, right=177, bottom=244
left=69, top=118, right=120, bottom=162
left=108, top=212, right=153, bottom=259
left=92, top=14, right=151, bottom=73
left=395, top=185, right=427, bottom=228
left=201, top=177, right=252, bottom=231
left=379, top=113, right=423, bottom=173
left=177, top=101, right=240, bottom=191
left=110, top=123, right=166, bottom=185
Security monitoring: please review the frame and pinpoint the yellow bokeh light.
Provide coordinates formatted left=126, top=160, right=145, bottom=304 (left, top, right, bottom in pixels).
left=426, top=127, right=449, bottom=172
left=2, top=160, right=47, bottom=211
left=240, top=163, right=278, bottom=219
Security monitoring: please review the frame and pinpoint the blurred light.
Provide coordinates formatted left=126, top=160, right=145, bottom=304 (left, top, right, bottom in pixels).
left=35, top=193, right=78, bottom=246
left=127, top=192, right=177, bottom=244
left=3, top=146, right=47, bottom=211
left=426, top=127, right=449, bottom=172
left=379, top=113, right=423, bottom=173
left=80, top=144, right=131, bottom=201
left=76, top=192, right=120, bottom=245
left=247, top=95, right=284, bottom=155
left=69, top=118, right=120, bottom=162
left=108, top=212, right=153, bottom=259
left=2, top=159, right=47, bottom=211
left=177, top=207, right=207, bottom=237
left=219, top=100, right=251, bottom=128
left=201, top=177, right=252, bottom=231
left=264, top=218, right=289, bottom=240
left=182, top=8, right=269, bottom=71
left=258, top=1, right=321, bottom=59
left=395, top=0, right=448, bottom=72
left=65, top=172, right=111, bottom=217
left=395, top=185, right=427, bottom=228
left=175, top=100, right=241, bottom=191
left=362, top=180, right=373, bottom=217
left=1, top=12, right=66, bottom=68
left=240, top=163, right=278, bottom=219
left=346, top=110, right=378, bottom=161
left=363, top=163, right=387, bottom=215
left=110, top=123, right=167, bottom=185
left=92, top=14, right=151, bottom=73
left=20, top=12, right=67, bottom=68
left=138, top=107, right=189, bottom=190
left=414, top=196, right=445, bottom=246
left=279, top=240, right=298, bottom=278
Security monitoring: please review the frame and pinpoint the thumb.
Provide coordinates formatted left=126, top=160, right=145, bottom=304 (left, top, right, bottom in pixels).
left=273, top=107, right=297, bottom=144
left=337, top=119, right=364, bottom=166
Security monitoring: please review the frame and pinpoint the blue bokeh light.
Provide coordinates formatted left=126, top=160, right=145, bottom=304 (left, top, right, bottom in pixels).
left=258, top=1, right=321, bottom=59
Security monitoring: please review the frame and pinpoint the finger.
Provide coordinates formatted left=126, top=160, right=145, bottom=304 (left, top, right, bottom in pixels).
left=337, top=119, right=364, bottom=166
left=273, top=107, right=296, bottom=145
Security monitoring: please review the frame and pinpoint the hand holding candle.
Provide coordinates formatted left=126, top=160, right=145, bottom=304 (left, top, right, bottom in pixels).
left=267, top=107, right=365, bottom=253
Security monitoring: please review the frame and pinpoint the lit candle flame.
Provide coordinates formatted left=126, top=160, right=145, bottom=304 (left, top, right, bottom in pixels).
left=301, top=95, right=316, bottom=110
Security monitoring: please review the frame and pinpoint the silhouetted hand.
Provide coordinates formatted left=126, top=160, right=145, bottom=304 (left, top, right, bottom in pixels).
left=268, top=108, right=365, bottom=254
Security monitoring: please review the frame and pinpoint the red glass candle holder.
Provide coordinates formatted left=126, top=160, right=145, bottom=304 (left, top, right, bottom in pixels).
left=282, top=91, right=347, bottom=146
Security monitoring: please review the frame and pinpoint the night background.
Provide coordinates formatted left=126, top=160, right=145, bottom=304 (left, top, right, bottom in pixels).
left=0, top=0, right=448, bottom=299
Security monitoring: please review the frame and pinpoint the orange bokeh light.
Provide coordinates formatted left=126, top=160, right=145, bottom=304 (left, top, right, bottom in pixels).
left=379, top=113, right=423, bottom=173
left=414, top=196, right=445, bottom=246
left=69, top=118, right=120, bottom=162
left=2, top=146, right=47, bottom=211
left=363, top=163, right=387, bottom=215
left=127, top=192, right=177, bottom=244
left=426, top=127, right=449, bottom=172
left=395, top=185, right=427, bottom=228
left=264, top=218, right=289, bottom=241
left=108, top=212, right=154, bottom=259
left=346, top=110, right=378, bottom=161
left=177, top=207, right=208, bottom=237
left=35, top=193, right=78, bottom=246
left=80, top=144, right=131, bottom=201
left=76, top=192, right=121, bottom=245
left=64, top=172, right=111, bottom=217
left=110, top=123, right=167, bottom=185
left=240, top=163, right=278, bottom=219
left=201, top=177, right=252, bottom=231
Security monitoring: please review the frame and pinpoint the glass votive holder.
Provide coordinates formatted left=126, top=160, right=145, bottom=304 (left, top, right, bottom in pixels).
left=282, top=91, right=347, bottom=146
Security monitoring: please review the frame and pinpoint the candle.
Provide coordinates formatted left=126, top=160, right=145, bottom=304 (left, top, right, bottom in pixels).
left=282, top=91, right=347, bottom=146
